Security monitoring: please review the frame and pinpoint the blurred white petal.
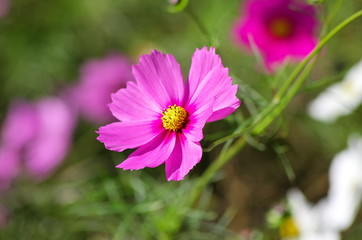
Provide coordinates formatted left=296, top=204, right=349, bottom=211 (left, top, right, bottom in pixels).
left=287, top=134, right=362, bottom=240
left=308, top=59, right=362, bottom=122
left=321, top=135, right=362, bottom=230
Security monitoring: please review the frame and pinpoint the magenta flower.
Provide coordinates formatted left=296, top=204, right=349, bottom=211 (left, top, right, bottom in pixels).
left=71, top=53, right=133, bottom=123
left=0, top=97, right=76, bottom=190
left=233, top=0, right=319, bottom=72
left=97, top=47, right=240, bottom=181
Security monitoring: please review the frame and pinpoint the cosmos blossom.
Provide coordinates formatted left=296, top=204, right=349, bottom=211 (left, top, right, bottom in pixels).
left=308, top=59, right=362, bottom=123
left=97, top=47, right=240, bottom=181
left=233, top=0, right=319, bottom=72
left=0, top=97, right=76, bottom=190
left=71, top=53, right=133, bottom=123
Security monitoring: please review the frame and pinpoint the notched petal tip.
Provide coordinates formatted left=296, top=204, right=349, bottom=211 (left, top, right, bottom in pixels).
left=137, top=49, right=167, bottom=63
left=150, top=49, right=164, bottom=55
left=96, top=127, right=107, bottom=143
left=116, top=162, right=145, bottom=171
left=194, top=46, right=218, bottom=58
left=166, top=175, right=184, bottom=181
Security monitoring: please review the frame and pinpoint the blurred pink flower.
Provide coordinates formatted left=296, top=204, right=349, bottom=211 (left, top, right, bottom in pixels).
left=0, top=0, right=9, bottom=18
left=0, top=97, right=76, bottom=190
left=97, top=47, right=240, bottom=181
left=233, top=0, right=319, bottom=72
left=72, top=53, right=133, bottom=123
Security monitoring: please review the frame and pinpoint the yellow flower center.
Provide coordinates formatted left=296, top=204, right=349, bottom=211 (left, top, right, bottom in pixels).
left=279, top=217, right=299, bottom=238
left=269, top=17, right=293, bottom=38
left=161, top=104, right=188, bottom=131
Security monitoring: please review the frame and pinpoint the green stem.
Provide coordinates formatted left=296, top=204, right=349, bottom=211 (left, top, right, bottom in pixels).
left=273, top=144, right=296, bottom=183
left=253, top=58, right=316, bottom=134
left=276, top=9, right=362, bottom=101
left=203, top=119, right=252, bottom=152
left=189, top=8, right=362, bottom=206
left=189, top=137, right=246, bottom=205
left=203, top=9, right=362, bottom=149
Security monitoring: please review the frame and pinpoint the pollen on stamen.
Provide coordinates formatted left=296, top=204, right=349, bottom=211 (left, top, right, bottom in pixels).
left=161, top=104, right=188, bottom=131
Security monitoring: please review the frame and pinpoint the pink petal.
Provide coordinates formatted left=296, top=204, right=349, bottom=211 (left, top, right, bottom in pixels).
left=187, top=47, right=240, bottom=121
left=1, top=101, right=38, bottom=149
left=165, top=133, right=202, bottom=181
left=207, top=84, right=240, bottom=122
left=24, top=97, right=76, bottom=179
left=183, top=97, right=215, bottom=142
left=72, top=53, right=133, bottom=123
left=117, top=131, right=176, bottom=170
left=232, top=0, right=319, bottom=72
left=97, top=119, right=163, bottom=152
left=132, top=50, right=185, bottom=108
left=109, top=81, right=160, bottom=122
left=207, top=106, right=240, bottom=123
left=289, top=33, right=317, bottom=57
left=187, top=47, right=222, bottom=99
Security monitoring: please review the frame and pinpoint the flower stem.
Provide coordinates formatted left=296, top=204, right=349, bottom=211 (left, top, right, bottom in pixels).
left=204, top=9, right=362, bottom=149
left=253, top=58, right=316, bottom=134
left=190, top=8, right=362, bottom=206
left=189, top=137, right=246, bottom=206
left=275, top=9, right=362, bottom=101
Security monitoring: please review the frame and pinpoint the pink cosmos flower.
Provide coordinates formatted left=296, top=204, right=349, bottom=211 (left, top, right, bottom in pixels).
left=97, top=47, right=240, bottom=181
left=72, top=53, right=133, bottom=123
left=0, top=97, right=76, bottom=190
left=233, top=0, right=319, bottom=72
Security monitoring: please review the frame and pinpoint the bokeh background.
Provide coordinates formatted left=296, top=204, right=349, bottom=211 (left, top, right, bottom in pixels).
left=1, top=0, right=362, bottom=239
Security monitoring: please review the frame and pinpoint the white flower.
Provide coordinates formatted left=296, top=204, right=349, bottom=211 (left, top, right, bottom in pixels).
left=320, top=135, right=362, bottom=231
left=308, top=59, right=362, bottom=122
left=287, top=189, right=340, bottom=240
left=287, top=134, right=362, bottom=240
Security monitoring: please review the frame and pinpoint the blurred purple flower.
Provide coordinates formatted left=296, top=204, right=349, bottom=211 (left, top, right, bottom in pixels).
left=97, top=47, right=240, bottom=181
left=0, top=97, right=76, bottom=190
left=233, top=0, right=319, bottom=72
left=0, top=0, right=9, bottom=18
left=71, top=53, right=133, bottom=124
